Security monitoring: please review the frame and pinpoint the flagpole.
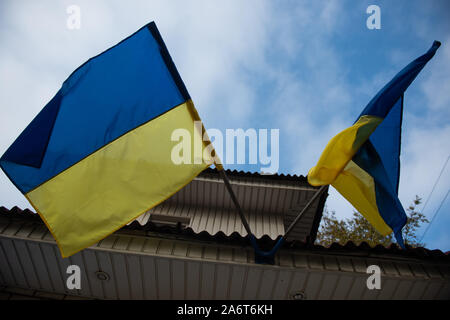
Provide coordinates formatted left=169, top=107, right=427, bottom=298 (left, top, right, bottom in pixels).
left=218, top=166, right=328, bottom=264
left=219, top=169, right=253, bottom=237
left=284, top=185, right=328, bottom=238
left=219, top=168, right=275, bottom=263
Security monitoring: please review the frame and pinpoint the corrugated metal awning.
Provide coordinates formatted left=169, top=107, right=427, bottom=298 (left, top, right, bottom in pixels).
left=133, top=169, right=326, bottom=241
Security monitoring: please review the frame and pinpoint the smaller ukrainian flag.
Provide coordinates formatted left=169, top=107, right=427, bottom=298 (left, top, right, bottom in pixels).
left=308, top=41, right=441, bottom=247
left=0, top=22, right=216, bottom=257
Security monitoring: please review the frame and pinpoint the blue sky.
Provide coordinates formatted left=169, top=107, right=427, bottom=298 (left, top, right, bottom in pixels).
left=0, top=0, right=449, bottom=251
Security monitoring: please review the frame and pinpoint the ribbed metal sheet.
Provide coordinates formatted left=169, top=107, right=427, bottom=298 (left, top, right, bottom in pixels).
left=1, top=219, right=449, bottom=300
left=133, top=171, right=322, bottom=240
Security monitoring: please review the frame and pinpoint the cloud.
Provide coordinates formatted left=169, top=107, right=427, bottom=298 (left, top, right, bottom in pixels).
left=421, top=36, right=450, bottom=114
left=399, top=125, right=450, bottom=212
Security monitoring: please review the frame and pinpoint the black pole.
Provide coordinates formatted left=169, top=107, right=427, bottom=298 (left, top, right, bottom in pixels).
left=219, top=169, right=253, bottom=236
left=284, top=185, right=327, bottom=238
left=219, top=168, right=328, bottom=264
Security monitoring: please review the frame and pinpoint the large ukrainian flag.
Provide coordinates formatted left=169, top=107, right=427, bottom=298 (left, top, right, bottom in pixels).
left=0, top=22, right=215, bottom=257
left=308, top=41, right=441, bottom=247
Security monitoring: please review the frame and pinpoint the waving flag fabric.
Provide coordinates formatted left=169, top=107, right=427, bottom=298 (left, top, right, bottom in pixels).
left=0, top=22, right=214, bottom=257
left=308, top=41, right=441, bottom=247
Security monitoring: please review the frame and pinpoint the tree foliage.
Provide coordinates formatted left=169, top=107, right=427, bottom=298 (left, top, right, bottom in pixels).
left=316, top=196, right=429, bottom=248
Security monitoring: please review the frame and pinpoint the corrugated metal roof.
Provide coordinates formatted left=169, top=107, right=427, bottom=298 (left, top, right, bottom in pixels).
left=132, top=168, right=325, bottom=241
left=0, top=168, right=326, bottom=241
left=1, top=205, right=449, bottom=260
left=0, top=215, right=449, bottom=300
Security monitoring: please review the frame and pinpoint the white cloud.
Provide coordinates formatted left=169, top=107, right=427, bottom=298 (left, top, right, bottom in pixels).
left=421, top=36, right=450, bottom=113
left=399, top=124, right=450, bottom=213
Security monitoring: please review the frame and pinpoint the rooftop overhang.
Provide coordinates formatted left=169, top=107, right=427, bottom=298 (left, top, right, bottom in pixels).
left=132, top=168, right=328, bottom=242
left=1, top=209, right=449, bottom=300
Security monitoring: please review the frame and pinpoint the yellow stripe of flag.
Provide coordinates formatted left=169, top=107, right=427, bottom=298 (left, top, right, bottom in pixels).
left=26, top=101, right=211, bottom=257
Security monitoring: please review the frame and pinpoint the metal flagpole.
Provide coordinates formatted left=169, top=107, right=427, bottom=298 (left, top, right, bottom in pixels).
left=219, top=169, right=253, bottom=237
left=284, top=185, right=327, bottom=237
left=219, top=167, right=328, bottom=264
left=207, top=123, right=286, bottom=262
left=219, top=169, right=271, bottom=262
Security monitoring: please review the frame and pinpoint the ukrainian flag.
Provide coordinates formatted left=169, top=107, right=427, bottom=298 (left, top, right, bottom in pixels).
left=0, top=22, right=217, bottom=257
left=308, top=41, right=441, bottom=247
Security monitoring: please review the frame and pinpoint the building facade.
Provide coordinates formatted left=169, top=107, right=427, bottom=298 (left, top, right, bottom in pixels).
left=0, top=169, right=449, bottom=300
